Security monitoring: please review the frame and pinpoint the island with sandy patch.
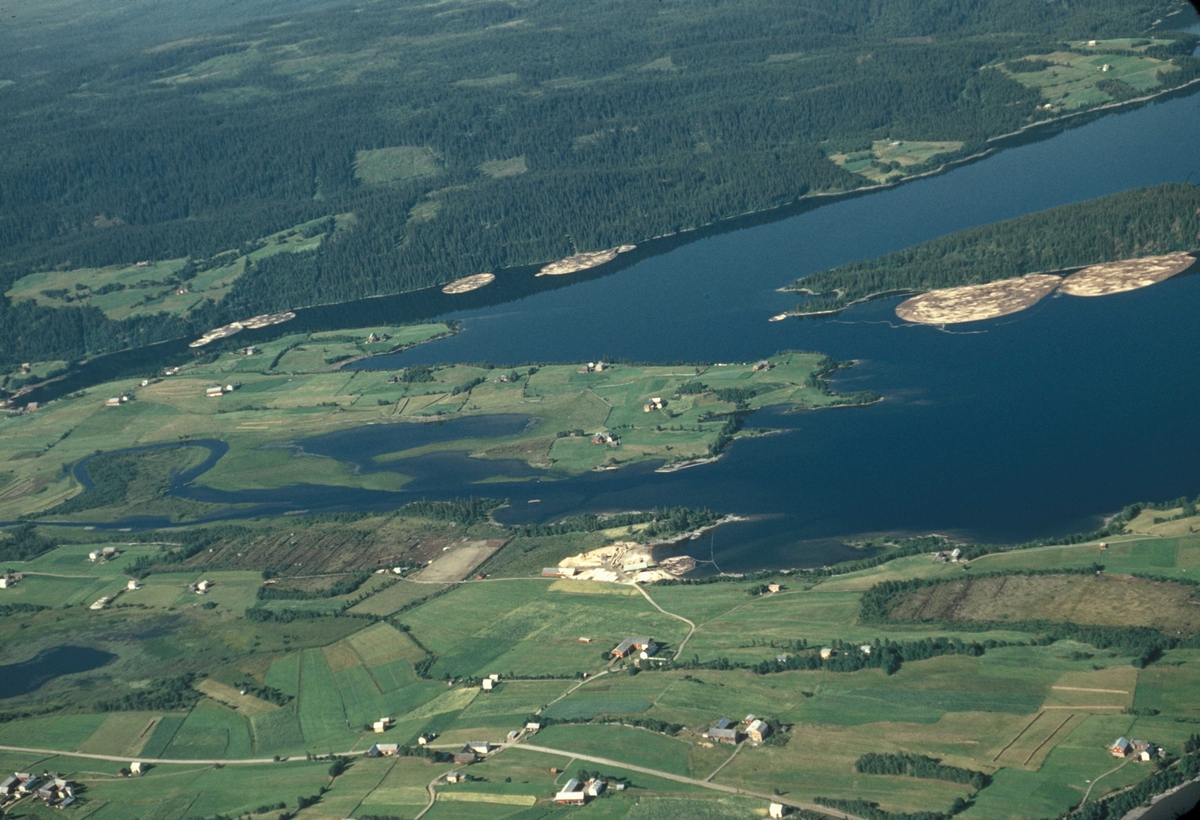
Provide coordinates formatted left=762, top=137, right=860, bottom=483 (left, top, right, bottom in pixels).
left=784, top=184, right=1200, bottom=317
left=1059, top=252, right=1195, bottom=297
left=896, top=274, right=1062, bottom=325
left=536, top=245, right=635, bottom=277
left=442, top=272, right=496, bottom=294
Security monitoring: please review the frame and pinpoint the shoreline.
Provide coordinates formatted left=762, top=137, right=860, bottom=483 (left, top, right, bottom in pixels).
left=18, top=75, right=1200, bottom=398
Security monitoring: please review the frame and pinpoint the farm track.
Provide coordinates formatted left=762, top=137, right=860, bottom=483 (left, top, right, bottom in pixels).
left=629, top=582, right=696, bottom=660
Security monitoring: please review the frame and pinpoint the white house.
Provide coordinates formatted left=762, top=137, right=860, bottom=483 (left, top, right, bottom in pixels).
left=770, top=803, right=790, bottom=818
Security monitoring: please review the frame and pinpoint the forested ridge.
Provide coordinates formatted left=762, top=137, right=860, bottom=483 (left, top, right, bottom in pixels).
left=0, top=0, right=1194, bottom=369
left=789, top=183, right=1200, bottom=313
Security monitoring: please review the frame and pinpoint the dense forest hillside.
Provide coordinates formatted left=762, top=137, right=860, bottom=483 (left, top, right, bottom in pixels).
left=788, top=183, right=1200, bottom=313
left=0, top=0, right=1196, bottom=369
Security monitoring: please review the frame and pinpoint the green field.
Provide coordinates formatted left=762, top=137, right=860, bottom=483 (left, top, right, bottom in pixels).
left=829, top=139, right=965, bottom=184
left=3, top=499, right=1200, bottom=818
left=4, top=216, right=342, bottom=322
left=997, top=44, right=1180, bottom=111
left=1, top=347, right=863, bottom=523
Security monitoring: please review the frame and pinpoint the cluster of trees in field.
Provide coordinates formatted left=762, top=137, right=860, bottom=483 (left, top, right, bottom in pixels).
left=396, top=497, right=504, bottom=525
left=750, top=636, right=989, bottom=676
left=256, top=572, right=371, bottom=600
left=95, top=673, right=200, bottom=712
left=0, top=0, right=1191, bottom=368
left=510, top=506, right=720, bottom=539
left=0, top=524, right=57, bottom=562
left=233, top=680, right=292, bottom=706
left=855, top=753, right=989, bottom=790
left=792, top=183, right=1200, bottom=313
left=859, top=569, right=1197, bottom=667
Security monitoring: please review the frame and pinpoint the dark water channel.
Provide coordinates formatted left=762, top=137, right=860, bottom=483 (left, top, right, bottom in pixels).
left=0, top=646, right=117, bottom=699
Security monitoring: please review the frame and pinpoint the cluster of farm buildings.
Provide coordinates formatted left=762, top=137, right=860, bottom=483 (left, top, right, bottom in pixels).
left=1110, top=737, right=1162, bottom=761
left=1, top=772, right=77, bottom=809
left=704, top=714, right=773, bottom=745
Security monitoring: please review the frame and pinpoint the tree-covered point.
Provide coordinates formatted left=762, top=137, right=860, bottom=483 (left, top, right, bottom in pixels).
left=789, top=183, right=1200, bottom=313
left=0, top=0, right=1193, bottom=368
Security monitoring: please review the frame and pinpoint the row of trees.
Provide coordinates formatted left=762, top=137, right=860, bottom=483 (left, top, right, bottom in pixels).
left=855, top=752, right=989, bottom=790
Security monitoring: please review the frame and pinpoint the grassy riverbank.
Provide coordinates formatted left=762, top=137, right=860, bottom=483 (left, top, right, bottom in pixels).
left=0, top=324, right=871, bottom=521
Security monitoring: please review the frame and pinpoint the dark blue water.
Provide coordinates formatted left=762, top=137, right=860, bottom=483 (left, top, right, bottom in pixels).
left=0, top=646, right=117, bottom=699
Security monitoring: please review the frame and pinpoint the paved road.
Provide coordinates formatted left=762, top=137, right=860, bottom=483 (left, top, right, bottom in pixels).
left=2, top=739, right=862, bottom=819
left=0, top=744, right=363, bottom=766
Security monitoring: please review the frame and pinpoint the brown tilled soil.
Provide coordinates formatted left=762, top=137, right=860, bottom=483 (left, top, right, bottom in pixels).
left=887, top=574, right=1200, bottom=632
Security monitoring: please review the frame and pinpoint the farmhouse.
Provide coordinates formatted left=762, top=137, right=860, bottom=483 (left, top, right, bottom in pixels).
left=1111, top=737, right=1133, bottom=757
left=642, top=397, right=665, bottom=412
left=453, top=746, right=477, bottom=765
left=127, top=580, right=140, bottom=590
left=767, top=583, right=781, bottom=593
left=555, top=778, right=586, bottom=804
left=820, top=647, right=836, bottom=660
left=106, top=397, right=122, bottom=407
left=707, top=726, right=740, bottom=744
left=0, top=775, right=17, bottom=797
left=206, top=386, right=224, bottom=398
left=468, top=741, right=494, bottom=755
left=746, top=719, right=771, bottom=743
left=612, top=637, right=656, bottom=658
left=0, top=573, right=22, bottom=589
left=367, top=743, right=399, bottom=757
left=770, top=803, right=791, bottom=818
left=130, top=762, right=144, bottom=774
left=445, top=771, right=466, bottom=784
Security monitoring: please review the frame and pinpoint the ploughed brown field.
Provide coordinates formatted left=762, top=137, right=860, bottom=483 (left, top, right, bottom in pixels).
left=886, top=574, right=1200, bottom=632
left=1059, top=252, right=1196, bottom=296
left=895, top=274, right=1062, bottom=324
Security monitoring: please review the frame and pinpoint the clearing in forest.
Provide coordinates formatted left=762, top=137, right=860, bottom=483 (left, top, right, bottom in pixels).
left=828, top=139, right=963, bottom=184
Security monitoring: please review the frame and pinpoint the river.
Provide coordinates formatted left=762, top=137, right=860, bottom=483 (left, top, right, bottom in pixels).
left=17, top=13, right=1200, bottom=572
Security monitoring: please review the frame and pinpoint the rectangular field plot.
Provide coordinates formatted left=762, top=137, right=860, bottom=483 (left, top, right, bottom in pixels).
left=163, top=700, right=253, bottom=759
left=346, top=580, right=441, bottom=616
left=0, top=713, right=108, bottom=749
left=346, top=621, right=427, bottom=666
left=296, top=648, right=351, bottom=748
left=1132, top=650, right=1200, bottom=718
left=78, top=712, right=163, bottom=757
left=250, top=706, right=305, bottom=755
left=139, top=715, right=186, bottom=758
left=534, top=723, right=726, bottom=780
